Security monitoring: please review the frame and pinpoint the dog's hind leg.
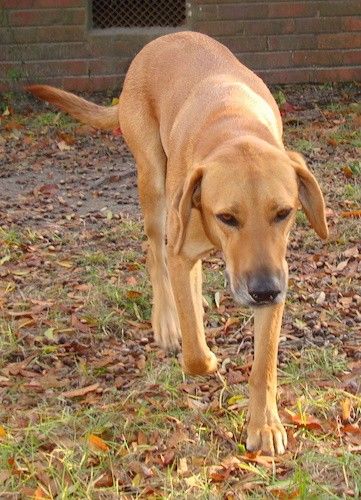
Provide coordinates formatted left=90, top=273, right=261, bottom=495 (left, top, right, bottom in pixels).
left=140, top=168, right=181, bottom=353
left=121, top=111, right=181, bottom=352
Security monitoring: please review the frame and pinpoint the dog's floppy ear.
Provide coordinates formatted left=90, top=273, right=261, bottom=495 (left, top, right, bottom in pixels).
left=287, top=151, right=328, bottom=239
left=172, top=167, right=203, bottom=254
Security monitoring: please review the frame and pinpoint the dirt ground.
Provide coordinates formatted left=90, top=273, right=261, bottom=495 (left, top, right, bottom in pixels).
left=0, top=83, right=360, bottom=498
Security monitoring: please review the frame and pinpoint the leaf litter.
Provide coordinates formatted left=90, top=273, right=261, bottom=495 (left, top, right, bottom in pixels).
left=0, top=83, right=360, bottom=497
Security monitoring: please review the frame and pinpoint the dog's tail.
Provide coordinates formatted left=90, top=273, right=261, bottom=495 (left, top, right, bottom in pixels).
left=26, top=85, right=119, bottom=131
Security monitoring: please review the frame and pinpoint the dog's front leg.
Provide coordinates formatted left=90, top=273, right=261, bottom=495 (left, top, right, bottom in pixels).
left=246, top=303, right=287, bottom=456
left=168, top=253, right=218, bottom=376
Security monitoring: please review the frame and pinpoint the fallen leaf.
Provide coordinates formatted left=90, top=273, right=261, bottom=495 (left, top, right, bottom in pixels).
left=167, top=427, right=191, bottom=448
left=61, top=383, right=100, bottom=398
left=177, top=457, right=188, bottom=476
left=38, top=183, right=58, bottom=195
left=94, top=470, right=113, bottom=488
left=227, top=369, right=247, bottom=385
left=315, top=291, right=326, bottom=304
left=71, top=314, right=91, bottom=334
left=341, top=398, right=352, bottom=423
left=343, top=246, right=359, bottom=258
left=56, top=260, right=73, bottom=269
left=88, top=434, right=110, bottom=452
left=32, top=486, right=50, bottom=499
left=343, top=424, right=361, bottom=435
left=209, top=466, right=230, bottom=482
left=0, top=426, right=6, bottom=439
left=241, top=451, right=276, bottom=467
left=336, top=260, right=349, bottom=272
left=341, top=210, right=361, bottom=218
left=126, top=290, right=143, bottom=299
left=286, top=411, right=323, bottom=431
left=126, top=276, right=138, bottom=286
left=57, top=140, right=71, bottom=151
left=214, top=291, right=221, bottom=308
left=342, top=166, right=353, bottom=178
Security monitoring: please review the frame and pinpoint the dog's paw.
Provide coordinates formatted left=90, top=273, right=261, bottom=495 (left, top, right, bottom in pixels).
left=182, top=350, right=218, bottom=376
left=246, top=419, right=287, bottom=456
left=152, top=306, right=181, bottom=353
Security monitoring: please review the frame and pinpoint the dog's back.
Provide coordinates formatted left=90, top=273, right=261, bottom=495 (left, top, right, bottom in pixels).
left=122, top=32, right=282, bottom=138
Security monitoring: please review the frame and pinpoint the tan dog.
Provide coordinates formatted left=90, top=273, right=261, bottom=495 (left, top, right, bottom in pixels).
left=27, top=32, right=328, bottom=456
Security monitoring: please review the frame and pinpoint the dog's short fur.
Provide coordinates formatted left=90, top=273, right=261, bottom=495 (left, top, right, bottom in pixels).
left=28, top=32, right=328, bottom=456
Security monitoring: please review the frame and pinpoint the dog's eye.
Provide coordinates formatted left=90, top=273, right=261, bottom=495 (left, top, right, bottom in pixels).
left=216, top=213, right=239, bottom=227
left=274, top=208, right=292, bottom=223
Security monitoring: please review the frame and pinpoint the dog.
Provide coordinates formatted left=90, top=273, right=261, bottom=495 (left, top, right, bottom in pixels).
left=27, top=31, right=328, bottom=456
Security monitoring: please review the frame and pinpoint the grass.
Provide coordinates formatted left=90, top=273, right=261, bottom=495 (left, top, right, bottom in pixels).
left=343, top=183, right=361, bottom=202
left=1, top=84, right=361, bottom=498
left=1, top=219, right=360, bottom=496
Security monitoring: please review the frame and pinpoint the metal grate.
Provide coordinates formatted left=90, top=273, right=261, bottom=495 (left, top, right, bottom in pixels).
left=92, top=0, right=186, bottom=29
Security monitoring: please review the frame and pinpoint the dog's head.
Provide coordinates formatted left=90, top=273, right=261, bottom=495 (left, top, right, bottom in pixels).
left=172, top=139, right=328, bottom=307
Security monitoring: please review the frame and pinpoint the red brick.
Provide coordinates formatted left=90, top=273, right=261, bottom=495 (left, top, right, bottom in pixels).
left=195, top=20, right=244, bottom=36
left=62, top=75, right=122, bottom=92
left=294, top=17, right=342, bottom=34
left=37, top=25, right=86, bottom=42
left=2, top=42, right=89, bottom=61
left=318, top=33, right=361, bottom=50
left=2, top=59, right=88, bottom=79
left=310, top=67, right=361, bottom=82
left=268, top=34, right=316, bottom=51
left=292, top=50, right=361, bottom=67
left=9, top=8, right=85, bottom=27
left=195, top=4, right=218, bottom=21
left=259, top=66, right=361, bottom=84
left=218, top=36, right=268, bottom=52
left=342, top=17, right=361, bottom=32
left=258, top=68, right=314, bottom=84
left=238, top=51, right=292, bottom=70
left=0, top=28, right=13, bottom=44
left=0, top=25, right=85, bottom=44
left=238, top=19, right=295, bottom=36
left=217, top=3, right=268, bottom=19
left=3, top=0, right=84, bottom=7
left=88, top=58, right=131, bottom=76
left=268, top=2, right=317, bottom=18
left=318, top=1, right=361, bottom=17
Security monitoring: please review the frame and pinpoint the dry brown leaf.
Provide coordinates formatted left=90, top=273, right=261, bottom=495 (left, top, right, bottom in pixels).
left=342, top=166, right=354, bottom=178
left=241, top=451, right=276, bottom=467
left=341, top=210, right=361, bottom=218
left=286, top=410, right=323, bottom=431
left=71, top=314, right=91, bottom=334
left=56, top=260, right=73, bottom=269
left=336, top=260, right=349, bottom=272
left=227, top=369, right=247, bottom=385
left=32, top=486, right=51, bottom=499
left=94, top=470, right=114, bottom=488
left=269, top=488, right=300, bottom=499
left=209, top=466, right=230, bottom=483
left=341, top=398, right=352, bottom=423
left=88, top=434, right=110, bottom=452
left=56, top=140, right=71, bottom=151
left=61, top=383, right=100, bottom=398
left=126, top=290, right=143, bottom=299
left=343, top=424, right=361, bottom=435
left=167, top=426, right=191, bottom=448
left=177, top=457, right=188, bottom=476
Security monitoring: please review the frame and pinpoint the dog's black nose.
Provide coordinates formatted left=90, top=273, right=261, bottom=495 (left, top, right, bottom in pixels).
left=248, top=274, right=281, bottom=304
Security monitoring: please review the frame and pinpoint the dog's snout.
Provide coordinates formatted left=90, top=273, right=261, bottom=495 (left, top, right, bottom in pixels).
left=248, top=274, right=281, bottom=304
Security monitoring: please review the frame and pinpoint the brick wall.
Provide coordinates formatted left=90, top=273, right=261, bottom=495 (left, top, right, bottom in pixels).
left=1, top=0, right=360, bottom=92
